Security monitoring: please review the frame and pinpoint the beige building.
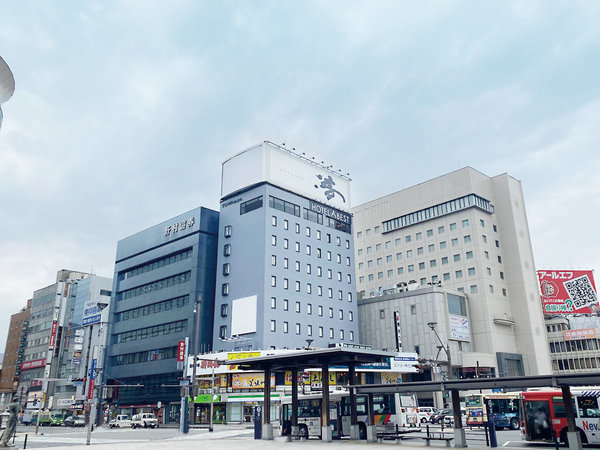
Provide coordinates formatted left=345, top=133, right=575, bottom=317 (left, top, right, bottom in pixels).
left=545, top=317, right=600, bottom=373
left=352, top=167, right=551, bottom=376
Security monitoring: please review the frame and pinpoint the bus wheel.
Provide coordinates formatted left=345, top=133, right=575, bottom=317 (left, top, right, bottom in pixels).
left=299, top=425, right=309, bottom=439
left=509, top=418, right=519, bottom=430
left=359, top=423, right=367, bottom=440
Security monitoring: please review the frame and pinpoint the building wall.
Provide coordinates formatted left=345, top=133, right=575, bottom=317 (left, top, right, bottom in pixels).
left=105, top=207, right=218, bottom=408
left=545, top=317, right=600, bottom=373
left=213, top=183, right=359, bottom=351
left=0, top=300, right=31, bottom=403
left=352, top=167, right=551, bottom=376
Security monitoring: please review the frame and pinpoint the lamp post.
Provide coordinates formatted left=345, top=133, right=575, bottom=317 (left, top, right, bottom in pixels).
left=188, top=295, right=201, bottom=428
left=426, top=322, right=452, bottom=380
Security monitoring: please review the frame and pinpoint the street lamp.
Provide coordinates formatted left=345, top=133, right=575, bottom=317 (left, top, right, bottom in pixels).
left=86, top=301, right=109, bottom=445
left=426, top=322, right=452, bottom=380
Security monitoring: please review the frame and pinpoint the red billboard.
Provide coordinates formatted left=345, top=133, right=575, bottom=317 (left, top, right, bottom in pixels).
left=537, top=270, right=598, bottom=314
left=177, top=340, right=186, bottom=362
left=21, top=358, right=46, bottom=370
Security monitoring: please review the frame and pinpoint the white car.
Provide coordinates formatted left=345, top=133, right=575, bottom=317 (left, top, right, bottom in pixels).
left=416, top=407, right=435, bottom=423
left=131, top=413, right=159, bottom=429
left=109, top=414, right=131, bottom=428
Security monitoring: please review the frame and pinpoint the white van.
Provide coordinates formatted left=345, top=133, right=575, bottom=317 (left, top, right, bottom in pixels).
left=416, top=407, right=435, bottom=423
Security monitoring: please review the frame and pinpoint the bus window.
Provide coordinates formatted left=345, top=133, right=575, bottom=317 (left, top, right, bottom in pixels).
left=372, top=394, right=396, bottom=415
left=577, top=396, right=600, bottom=418
left=551, top=396, right=575, bottom=418
left=524, top=400, right=552, bottom=442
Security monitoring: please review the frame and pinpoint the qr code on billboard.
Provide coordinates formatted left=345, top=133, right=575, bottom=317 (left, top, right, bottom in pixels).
left=564, top=275, right=598, bottom=309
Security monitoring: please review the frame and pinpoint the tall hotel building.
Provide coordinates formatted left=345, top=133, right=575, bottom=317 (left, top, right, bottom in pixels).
left=104, top=207, right=218, bottom=421
left=212, top=141, right=359, bottom=351
left=353, top=167, right=551, bottom=376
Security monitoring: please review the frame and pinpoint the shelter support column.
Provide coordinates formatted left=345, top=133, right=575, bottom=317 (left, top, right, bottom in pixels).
left=321, top=363, right=332, bottom=442
left=348, top=363, right=361, bottom=439
left=366, top=392, right=377, bottom=443
left=290, top=368, right=299, bottom=438
left=561, top=386, right=581, bottom=450
left=261, top=366, right=273, bottom=440
left=451, top=390, right=467, bottom=447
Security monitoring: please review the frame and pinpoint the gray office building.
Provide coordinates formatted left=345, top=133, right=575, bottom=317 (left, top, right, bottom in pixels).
left=212, top=141, right=359, bottom=351
left=104, top=207, right=218, bottom=423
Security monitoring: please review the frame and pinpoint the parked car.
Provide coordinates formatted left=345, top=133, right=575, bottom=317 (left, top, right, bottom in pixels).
left=131, top=413, right=158, bottom=429
left=430, top=409, right=453, bottom=424
left=109, top=414, right=131, bottom=428
left=63, top=416, right=86, bottom=427
left=416, top=407, right=435, bottom=423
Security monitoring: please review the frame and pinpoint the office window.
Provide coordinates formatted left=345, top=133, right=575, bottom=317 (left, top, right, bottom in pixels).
left=406, top=250, right=413, bottom=258
left=464, top=235, right=471, bottom=243
left=427, top=229, right=434, bottom=237
left=284, top=219, right=289, bottom=230
left=462, top=219, right=469, bottom=227
left=489, top=284, right=494, bottom=293
left=223, top=263, right=230, bottom=275
left=367, top=260, right=373, bottom=268
left=482, top=234, right=487, bottom=243
left=442, top=257, right=448, bottom=265
left=346, top=256, right=351, bottom=266
left=223, top=244, right=231, bottom=256
left=484, top=251, right=489, bottom=259
left=295, top=301, right=301, bottom=313
left=455, top=270, right=463, bottom=278
left=405, top=235, right=412, bottom=243
left=307, top=303, right=312, bottom=314
left=295, top=242, right=300, bottom=252
left=480, top=219, right=485, bottom=227
left=347, top=274, right=351, bottom=284
left=349, top=311, right=354, bottom=321
left=428, top=244, right=435, bottom=252
left=468, top=267, right=475, bottom=276
left=272, top=216, right=277, bottom=227
left=271, top=276, right=276, bottom=287
left=450, top=223, right=457, bottom=230
left=348, top=292, right=353, bottom=302
left=408, top=265, right=414, bottom=272
left=452, top=238, right=458, bottom=247
left=317, top=248, right=322, bottom=258
left=307, top=264, right=312, bottom=274
left=283, top=278, right=289, bottom=289
left=443, top=273, right=450, bottom=281
left=396, top=252, right=402, bottom=260
left=328, top=269, right=333, bottom=279
left=327, top=233, right=332, bottom=243
left=340, top=329, right=345, bottom=340
left=271, top=255, right=276, bottom=266
left=495, top=240, right=500, bottom=248
left=328, top=288, right=333, bottom=298
left=283, top=258, right=289, bottom=269
left=368, top=274, right=374, bottom=281
left=295, top=223, right=300, bottom=234
left=493, top=225, right=497, bottom=232
left=430, top=259, right=437, bottom=268
left=470, top=285, right=478, bottom=294
left=498, top=255, right=502, bottom=263
left=417, top=247, right=424, bottom=255
left=419, top=262, right=425, bottom=270
left=487, top=267, right=492, bottom=276
left=240, top=196, right=263, bottom=214
left=295, top=261, right=300, bottom=272
left=307, top=283, right=312, bottom=294
left=270, top=320, right=276, bottom=332
left=224, top=225, right=232, bottom=237
left=350, top=331, right=354, bottom=341
left=283, top=322, right=288, bottom=333
left=411, top=305, right=416, bottom=315
left=271, top=297, right=276, bottom=309
left=307, top=324, right=312, bottom=336
left=306, top=227, right=311, bottom=237
left=453, top=254, right=460, bottom=262
left=359, top=276, right=364, bottom=283
left=386, top=255, right=392, bottom=263
left=502, top=288, right=507, bottom=297
left=387, top=269, right=393, bottom=277
left=385, top=241, right=391, bottom=249
left=440, top=241, right=447, bottom=249
left=317, top=266, right=322, bottom=277
left=420, top=278, right=427, bottom=286
left=378, top=272, right=384, bottom=279
left=319, top=326, right=324, bottom=337
left=219, top=325, right=227, bottom=339
left=283, top=238, right=289, bottom=249
left=329, top=328, right=334, bottom=339
left=222, top=283, right=230, bottom=296
left=466, top=251, right=473, bottom=259
left=375, top=244, right=382, bottom=252
left=416, top=232, right=422, bottom=240
left=346, top=239, right=350, bottom=249
left=438, top=226, right=445, bottom=233
left=295, top=281, right=300, bottom=292
left=500, top=271, right=504, bottom=279
left=327, top=251, right=332, bottom=261
left=375, top=226, right=380, bottom=233
left=306, top=245, right=311, bottom=255
left=397, top=267, right=404, bottom=275
left=377, top=257, right=383, bottom=265
left=357, top=231, right=362, bottom=238
left=337, top=254, right=342, bottom=263
left=317, top=230, right=321, bottom=240
left=329, top=308, right=334, bottom=318
left=395, top=238, right=401, bottom=246
left=284, top=299, right=289, bottom=311
left=295, top=323, right=301, bottom=335
left=318, top=305, right=323, bottom=316
left=220, top=304, right=228, bottom=317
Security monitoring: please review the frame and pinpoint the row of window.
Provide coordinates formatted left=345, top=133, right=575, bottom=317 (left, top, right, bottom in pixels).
left=271, top=215, right=351, bottom=248
left=381, top=194, right=495, bottom=233
left=270, top=237, right=352, bottom=266
left=263, top=297, right=355, bottom=319
left=112, top=319, right=187, bottom=344
left=265, top=277, right=353, bottom=301
left=240, top=196, right=264, bottom=215
left=552, top=357, right=600, bottom=371
left=117, top=272, right=192, bottom=301
left=268, top=320, right=354, bottom=340
left=111, top=346, right=178, bottom=366
left=114, top=295, right=189, bottom=323
left=549, top=338, right=600, bottom=353
left=359, top=247, right=499, bottom=267
left=119, top=248, right=193, bottom=281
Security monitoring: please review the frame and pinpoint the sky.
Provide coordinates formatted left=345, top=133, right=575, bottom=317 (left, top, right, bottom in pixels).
left=1, top=0, right=599, bottom=352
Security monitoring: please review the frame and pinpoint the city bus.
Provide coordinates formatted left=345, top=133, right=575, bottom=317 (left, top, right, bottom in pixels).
left=521, top=388, right=600, bottom=445
left=281, top=390, right=419, bottom=439
left=465, top=392, right=521, bottom=429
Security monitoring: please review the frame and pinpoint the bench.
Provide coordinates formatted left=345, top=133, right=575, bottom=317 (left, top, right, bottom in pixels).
left=424, top=434, right=454, bottom=447
left=376, top=426, right=420, bottom=443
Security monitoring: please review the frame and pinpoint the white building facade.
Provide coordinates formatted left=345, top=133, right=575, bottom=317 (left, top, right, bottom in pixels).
left=352, top=167, right=551, bottom=376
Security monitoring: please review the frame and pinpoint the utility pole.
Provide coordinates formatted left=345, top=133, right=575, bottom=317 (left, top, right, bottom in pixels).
left=188, top=295, right=201, bottom=427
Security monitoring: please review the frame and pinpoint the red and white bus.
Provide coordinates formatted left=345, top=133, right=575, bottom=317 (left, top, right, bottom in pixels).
left=521, top=388, right=600, bottom=445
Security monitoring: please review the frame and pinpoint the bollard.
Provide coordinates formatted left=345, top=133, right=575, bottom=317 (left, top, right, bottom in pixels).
left=23, top=433, right=28, bottom=449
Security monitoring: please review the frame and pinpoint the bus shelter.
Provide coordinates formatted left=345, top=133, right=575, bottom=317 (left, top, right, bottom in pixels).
left=352, top=372, right=600, bottom=448
left=219, top=347, right=395, bottom=441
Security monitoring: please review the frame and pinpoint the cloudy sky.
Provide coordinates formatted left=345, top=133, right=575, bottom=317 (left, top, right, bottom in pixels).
left=1, top=1, right=599, bottom=351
